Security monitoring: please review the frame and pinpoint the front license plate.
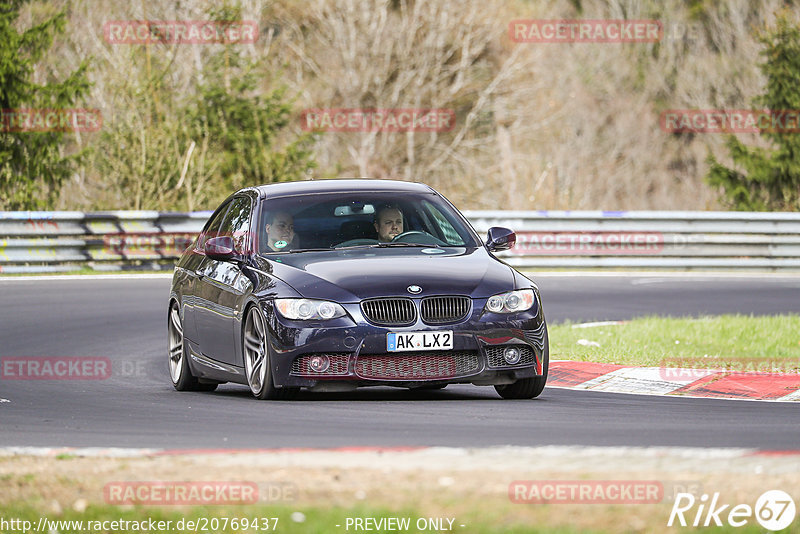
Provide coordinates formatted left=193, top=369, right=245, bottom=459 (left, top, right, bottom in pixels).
left=387, top=331, right=453, bottom=352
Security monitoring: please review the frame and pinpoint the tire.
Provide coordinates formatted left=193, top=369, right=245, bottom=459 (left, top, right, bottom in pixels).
left=495, top=326, right=549, bottom=400
left=168, top=300, right=217, bottom=392
left=242, top=305, right=299, bottom=400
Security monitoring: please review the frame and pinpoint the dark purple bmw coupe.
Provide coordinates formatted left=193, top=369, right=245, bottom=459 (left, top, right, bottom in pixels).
left=168, top=180, right=548, bottom=400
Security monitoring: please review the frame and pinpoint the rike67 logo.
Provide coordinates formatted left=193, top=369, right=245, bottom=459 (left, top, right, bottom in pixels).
left=668, top=490, right=796, bottom=531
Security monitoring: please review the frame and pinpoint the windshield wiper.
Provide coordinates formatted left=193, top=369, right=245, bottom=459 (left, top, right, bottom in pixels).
left=260, top=248, right=333, bottom=254
left=287, top=247, right=334, bottom=253
left=273, top=243, right=444, bottom=253
left=332, top=243, right=439, bottom=250
left=332, top=244, right=377, bottom=250
left=374, top=242, right=441, bottom=248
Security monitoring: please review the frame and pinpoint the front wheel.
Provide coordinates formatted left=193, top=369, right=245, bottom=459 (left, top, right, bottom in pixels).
left=168, top=301, right=217, bottom=392
left=495, top=326, right=549, bottom=399
left=243, top=306, right=299, bottom=400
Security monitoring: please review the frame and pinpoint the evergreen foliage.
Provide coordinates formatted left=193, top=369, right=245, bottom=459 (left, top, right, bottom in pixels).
left=707, top=11, right=800, bottom=211
left=0, top=0, right=91, bottom=209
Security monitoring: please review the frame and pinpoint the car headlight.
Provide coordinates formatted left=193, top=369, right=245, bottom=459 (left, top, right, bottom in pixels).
left=484, top=289, right=535, bottom=314
left=274, top=299, right=346, bottom=320
left=275, top=299, right=347, bottom=321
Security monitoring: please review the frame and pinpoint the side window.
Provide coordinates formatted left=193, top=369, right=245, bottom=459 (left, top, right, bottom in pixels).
left=423, top=201, right=465, bottom=245
left=196, top=201, right=231, bottom=250
left=219, top=196, right=252, bottom=253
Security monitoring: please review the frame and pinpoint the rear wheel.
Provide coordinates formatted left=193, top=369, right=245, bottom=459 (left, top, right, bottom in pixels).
left=243, top=306, right=299, bottom=400
left=168, top=301, right=217, bottom=392
left=495, top=326, right=549, bottom=399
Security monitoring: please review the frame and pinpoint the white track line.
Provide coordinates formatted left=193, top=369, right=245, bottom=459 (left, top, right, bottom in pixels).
left=0, top=274, right=173, bottom=282
left=570, top=367, right=717, bottom=396
left=530, top=271, right=800, bottom=278
left=571, top=321, right=626, bottom=329
left=779, top=388, right=800, bottom=401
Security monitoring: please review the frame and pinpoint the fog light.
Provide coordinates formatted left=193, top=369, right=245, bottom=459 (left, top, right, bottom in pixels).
left=503, top=347, right=521, bottom=365
left=309, top=355, right=330, bottom=373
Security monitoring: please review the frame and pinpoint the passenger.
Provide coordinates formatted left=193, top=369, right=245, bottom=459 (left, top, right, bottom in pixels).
left=265, top=212, right=295, bottom=251
left=373, top=205, right=404, bottom=242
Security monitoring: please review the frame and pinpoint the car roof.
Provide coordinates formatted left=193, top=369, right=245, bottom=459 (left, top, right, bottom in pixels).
left=252, top=179, right=435, bottom=199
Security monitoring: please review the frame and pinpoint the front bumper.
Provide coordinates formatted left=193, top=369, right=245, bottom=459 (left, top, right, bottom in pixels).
left=264, top=298, right=547, bottom=389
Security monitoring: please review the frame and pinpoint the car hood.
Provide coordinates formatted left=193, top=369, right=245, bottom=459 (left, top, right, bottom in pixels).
left=261, top=247, right=515, bottom=302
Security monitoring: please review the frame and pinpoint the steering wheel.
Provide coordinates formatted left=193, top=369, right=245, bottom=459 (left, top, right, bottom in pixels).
left=391, top=231, right=429, bottom=242
left=391, top=231, right=446, bottom=245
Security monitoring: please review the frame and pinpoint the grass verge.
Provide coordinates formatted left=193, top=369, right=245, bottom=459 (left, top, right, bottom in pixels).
left=549, top=314, right=800, bottom=368
left=2, top=451, right=797, bottom=534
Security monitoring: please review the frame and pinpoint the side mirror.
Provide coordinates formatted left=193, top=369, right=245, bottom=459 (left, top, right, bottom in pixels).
left=485, top=227, right=516, bottom=252
left=204, top=236, right=237, bottom=261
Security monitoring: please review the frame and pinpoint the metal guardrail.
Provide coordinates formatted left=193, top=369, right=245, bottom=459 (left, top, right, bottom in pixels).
left=0, top=211, right=212, bottom=273
left=1, top=210, right=799, bottom=273
left=466, top=210, right=800, bottom=270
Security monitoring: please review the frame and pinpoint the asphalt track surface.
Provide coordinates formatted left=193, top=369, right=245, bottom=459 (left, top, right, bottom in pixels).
left=1, top=274, right=798, bottom=450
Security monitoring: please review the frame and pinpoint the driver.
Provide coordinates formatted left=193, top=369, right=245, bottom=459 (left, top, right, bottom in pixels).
left=265, top=211, right=295, bottom=251
left=373, top=205, right=404, bottom=242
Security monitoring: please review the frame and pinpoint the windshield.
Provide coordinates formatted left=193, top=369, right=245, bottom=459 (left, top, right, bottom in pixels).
left=256, top=191, right=480, bottom=254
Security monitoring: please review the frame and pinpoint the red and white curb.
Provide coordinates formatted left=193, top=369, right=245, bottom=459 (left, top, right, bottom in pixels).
left=549, top=361, right=800, bottom=401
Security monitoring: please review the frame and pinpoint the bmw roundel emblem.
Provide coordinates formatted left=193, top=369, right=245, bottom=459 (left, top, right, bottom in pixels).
left=407, top=285, right=422, bottom=294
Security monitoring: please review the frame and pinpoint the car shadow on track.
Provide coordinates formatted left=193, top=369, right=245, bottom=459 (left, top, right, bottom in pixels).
left=206, top=384, right=541, bottom=402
